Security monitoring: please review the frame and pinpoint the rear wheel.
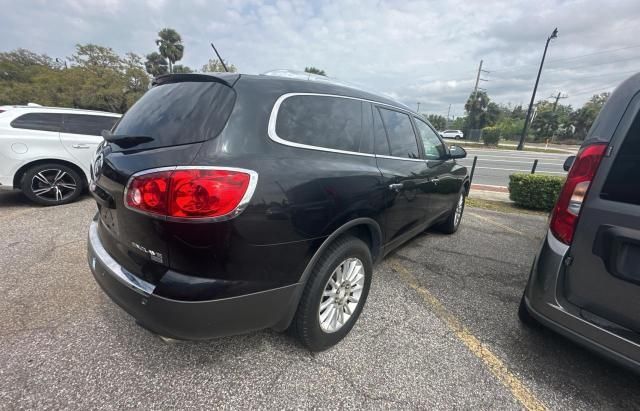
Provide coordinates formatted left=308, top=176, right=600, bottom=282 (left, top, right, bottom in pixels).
left=290, top=236, right=372, bottom=351
left=21, top=163, right=83, bottom=206
left=435, top=191, right=465, bottom=234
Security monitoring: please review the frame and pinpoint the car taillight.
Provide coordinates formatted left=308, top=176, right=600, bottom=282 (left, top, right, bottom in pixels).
left=549, top=143, right=607, bottom=244
left=125, top=168, right=257, bottom=220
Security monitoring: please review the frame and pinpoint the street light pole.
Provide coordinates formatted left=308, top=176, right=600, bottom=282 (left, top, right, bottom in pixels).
left=517, top=28, right=558, bottom=151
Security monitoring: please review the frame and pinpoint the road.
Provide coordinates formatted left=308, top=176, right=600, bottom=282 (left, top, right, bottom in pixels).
left=1, top=191, right=639, bottom=409
left=452, top=145, right=572, bottom=187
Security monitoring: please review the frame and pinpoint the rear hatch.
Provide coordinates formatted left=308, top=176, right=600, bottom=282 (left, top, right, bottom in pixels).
left=91, top=75, right=237, bottom=285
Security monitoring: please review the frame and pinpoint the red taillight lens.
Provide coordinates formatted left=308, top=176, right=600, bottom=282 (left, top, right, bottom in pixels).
left=125, top=168, right=255, bottom=220
left=549, top=143, right=607, bottom=244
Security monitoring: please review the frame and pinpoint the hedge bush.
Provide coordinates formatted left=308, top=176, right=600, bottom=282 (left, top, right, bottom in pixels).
left=482, top=127, right=500, bottom=146
left=509, top=173, right=566, bottom=211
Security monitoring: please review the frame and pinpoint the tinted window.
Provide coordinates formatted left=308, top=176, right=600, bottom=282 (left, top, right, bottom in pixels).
left=10, top=113, right=62, bottom=132
left=601, top=114, right=640, bottom=205
left=373, top=107, right=390, bottom=155
left=276, top=95, right=368, bottom=153
left=414, top=118, right=445, bottom=160
left=112, top=81, right=236, bottom=151
left=378, top=108, right=420, bottom=159
left=63, top=114, right=118, bottom=136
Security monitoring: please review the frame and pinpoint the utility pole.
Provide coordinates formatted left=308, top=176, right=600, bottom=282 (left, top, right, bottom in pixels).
left=447, top=104, right=452, bottom=123
left=416, top=102, right=421, bottom=113
left=551, top=91, right=568, bottom=111
left=517, top=28, right=558, bottom=150
left=469, top=60, right=489, bottom=131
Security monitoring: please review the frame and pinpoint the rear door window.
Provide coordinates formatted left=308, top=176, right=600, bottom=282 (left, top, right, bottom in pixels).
left=111, top=81, right=236, bottom=151
left=63, top=114, right=119, bottom=136
left=275, top=95, right=370, bottom=153
left=377, top=107, right=420, bottom=159
left=10, top=113, right=63, bottom=132
left=414, top=117, right=446, bottom=160
left=601, top=113, right=640, bottom=205
left=372, top=107, right=390, bottom=155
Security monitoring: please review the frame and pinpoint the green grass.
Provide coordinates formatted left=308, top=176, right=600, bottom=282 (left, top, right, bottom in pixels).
left=466, top=197, right=549, bottom=216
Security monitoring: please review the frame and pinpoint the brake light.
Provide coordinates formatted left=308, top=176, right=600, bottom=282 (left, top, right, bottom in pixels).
left=125, top=168, right=257, bottom=220
left=549, top=143, right=607, bottom=244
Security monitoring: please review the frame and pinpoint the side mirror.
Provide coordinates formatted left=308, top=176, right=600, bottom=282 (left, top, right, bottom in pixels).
left=563, top=155, right=576, bottom=172
left=449, top=145, right=467, bottom=159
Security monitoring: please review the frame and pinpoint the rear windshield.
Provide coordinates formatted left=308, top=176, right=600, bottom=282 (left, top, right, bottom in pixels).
left=111, top=81, right=235, bottom=151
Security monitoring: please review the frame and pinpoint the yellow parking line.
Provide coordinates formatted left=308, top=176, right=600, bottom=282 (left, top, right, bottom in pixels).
left=390, top=260, right=546, bottom=411
left=467, top=211, right=526, bottom=236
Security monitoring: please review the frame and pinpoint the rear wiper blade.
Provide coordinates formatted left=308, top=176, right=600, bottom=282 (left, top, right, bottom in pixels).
left=101, top=130, right=154, bottom=149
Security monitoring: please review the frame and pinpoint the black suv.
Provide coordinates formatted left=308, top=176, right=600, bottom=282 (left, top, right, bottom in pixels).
left=87, top=72, right=469, bottom=350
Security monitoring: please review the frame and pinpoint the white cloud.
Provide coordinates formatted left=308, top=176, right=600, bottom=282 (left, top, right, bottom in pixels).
left=1, top=0, right=639, bottom=116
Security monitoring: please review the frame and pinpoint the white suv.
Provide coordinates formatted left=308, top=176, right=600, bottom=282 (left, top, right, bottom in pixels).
left=439, top=129, right=464, bottom=139
left=0, top=106, right=120, bottom=205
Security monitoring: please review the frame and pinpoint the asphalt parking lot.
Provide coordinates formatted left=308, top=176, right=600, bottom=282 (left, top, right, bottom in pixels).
left=1, top=191, right=639, bottom=409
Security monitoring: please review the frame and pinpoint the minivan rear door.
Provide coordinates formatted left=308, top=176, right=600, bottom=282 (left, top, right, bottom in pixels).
left=564, top=89, right=640, bottom=333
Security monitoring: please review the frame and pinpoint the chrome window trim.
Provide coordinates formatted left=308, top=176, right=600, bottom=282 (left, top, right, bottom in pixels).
left=267, top=92, right=425, bottom=161
left=123, top=166, right=259, bottom=224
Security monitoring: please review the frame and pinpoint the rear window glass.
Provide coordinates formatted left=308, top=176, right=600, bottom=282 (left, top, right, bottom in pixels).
left=10, top=113, right=62, bottom=132
left=601, top=114, right=640, bottom=205
left=275, top=95, right=370, bottom=153
left=63, top=114, right=118, bottom=136
left=373, top=107, right=390, bottom=155
left=112, top=82, right=235, bottom=150
left=378, top=107, right=420, bottom=159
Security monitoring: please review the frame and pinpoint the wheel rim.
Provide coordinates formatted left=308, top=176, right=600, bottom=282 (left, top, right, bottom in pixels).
left=318, top=257, right=365, bottom=333
left=31, top=169, right=77, bottom=202
left=454, top=194, right=464, bottom=227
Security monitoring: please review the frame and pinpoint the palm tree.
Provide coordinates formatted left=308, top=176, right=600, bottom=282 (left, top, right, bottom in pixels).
left=155, top=28, right=184, bottom=73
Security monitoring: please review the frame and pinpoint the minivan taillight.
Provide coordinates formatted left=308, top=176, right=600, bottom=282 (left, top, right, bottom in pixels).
left=549, top=143, right=607, bottom=244
left=125, top=168, right=257, bottom=220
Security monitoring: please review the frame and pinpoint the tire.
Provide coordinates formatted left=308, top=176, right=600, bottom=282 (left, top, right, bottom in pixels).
left=455, top=135, right=461, bottom=139
left=289, top=236, right=373, bottom=351
left=21, top=163, right=83, bottom=206
left=518, top=292, right=538, bottom=326
left=435, top=191, right=465, bottom=234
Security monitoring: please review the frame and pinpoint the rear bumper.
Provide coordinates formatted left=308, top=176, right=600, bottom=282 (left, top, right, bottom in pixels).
left=87, top=220, right=302, bottom=340
left=525, top=230, right=640, bottom=373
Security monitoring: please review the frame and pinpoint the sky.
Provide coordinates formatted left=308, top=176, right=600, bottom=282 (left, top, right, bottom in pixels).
left=1, top=0, right=640, bottom=117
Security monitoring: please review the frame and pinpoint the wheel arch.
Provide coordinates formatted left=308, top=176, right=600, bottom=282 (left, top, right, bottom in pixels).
left=13, top=158, right=89, bottom=189
left=272, top=217, right=383, bottom=332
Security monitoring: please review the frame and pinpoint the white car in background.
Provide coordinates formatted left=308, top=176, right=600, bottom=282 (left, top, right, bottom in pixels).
left=0, top=106, right=120, bottom=205
left=439, top=129, right=464, bottom=139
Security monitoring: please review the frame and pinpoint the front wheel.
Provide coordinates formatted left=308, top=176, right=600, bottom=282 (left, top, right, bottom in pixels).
left=435, top=191, right=465, bottom=234
left=21, top=163, right=83, bottom=206
left=289, top=236, right=372, bottom=351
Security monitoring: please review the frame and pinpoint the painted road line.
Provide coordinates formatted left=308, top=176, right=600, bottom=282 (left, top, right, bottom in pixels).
left=466, top=166, right=566, bottom=175
left=467, top=212, right=527, bottom=236
left=389, top=260, right=547, bottom=411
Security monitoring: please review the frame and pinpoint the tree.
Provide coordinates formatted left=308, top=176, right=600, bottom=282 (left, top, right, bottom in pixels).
left=304, top=67, right=326, bottom=76
left=144, top=52, right=168, bottom=77
left=569, top=93, right=610, bottom=140
left=464, top=90, right=490, bottom=131
left=155, top=28, right=184, bottom=73
left=172, top=64, right=193, bottom=73
left=201, top=58, right=237, bottom=73
left=426, top=114, right=446, bottom=130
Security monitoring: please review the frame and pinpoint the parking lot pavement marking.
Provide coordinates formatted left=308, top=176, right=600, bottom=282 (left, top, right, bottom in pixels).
left=389, top=259, right=547, bottom=411
left=467, top=212, right=527, bottom=237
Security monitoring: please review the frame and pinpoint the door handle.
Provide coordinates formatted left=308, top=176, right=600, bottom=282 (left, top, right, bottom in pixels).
left=72, top=144, right=91, bottom=149
left=389, top=183, right=403, bottom=192
left=431, top=177, right=440, bottom=184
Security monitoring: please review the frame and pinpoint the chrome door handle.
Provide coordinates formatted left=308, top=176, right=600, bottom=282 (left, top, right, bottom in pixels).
left=389, top=183, right=403, bottom=192
left=431, top=177, right=440, bottom=184
left=72, top=144, right=91, bottom=149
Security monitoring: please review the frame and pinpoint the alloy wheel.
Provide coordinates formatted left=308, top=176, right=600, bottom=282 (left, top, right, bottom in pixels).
left=31, top=169, right=77, bottom=202
left=318, top=257, right=366, bottom=333
left=454, top=194, right=464, bottom=227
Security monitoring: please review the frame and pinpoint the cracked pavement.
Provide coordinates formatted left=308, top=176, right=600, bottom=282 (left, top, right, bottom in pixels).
left=1, top=190, right=639, bottom=409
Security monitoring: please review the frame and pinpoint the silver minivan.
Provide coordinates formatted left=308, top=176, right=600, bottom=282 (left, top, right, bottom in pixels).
left=520, top=73, right=640, bottom=372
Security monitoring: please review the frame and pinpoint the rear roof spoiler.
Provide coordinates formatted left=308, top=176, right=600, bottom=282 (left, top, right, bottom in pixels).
left=152, top=73, right=241, bottom=88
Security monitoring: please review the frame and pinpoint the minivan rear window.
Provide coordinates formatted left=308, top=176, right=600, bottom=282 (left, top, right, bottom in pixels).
left=601, top=113, right=640, bottom=205
left=111, top=81, right=235, bottom=151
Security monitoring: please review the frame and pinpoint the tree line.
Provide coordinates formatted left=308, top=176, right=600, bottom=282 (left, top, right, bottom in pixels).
left=426, top=90, right=609, bottom=143
left=0, top=28, right=236, bottom=113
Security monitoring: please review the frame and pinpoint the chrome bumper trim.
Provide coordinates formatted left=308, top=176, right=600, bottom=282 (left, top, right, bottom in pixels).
left=88, top=220, right=156, bottom=296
